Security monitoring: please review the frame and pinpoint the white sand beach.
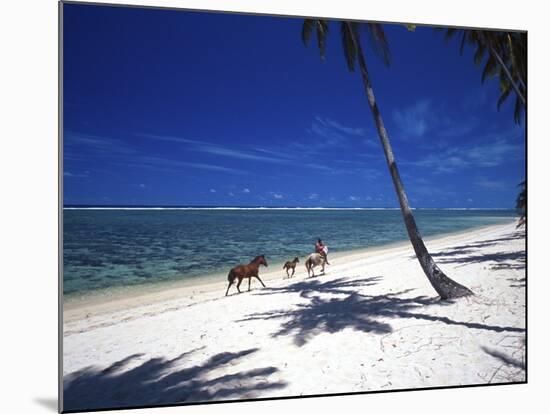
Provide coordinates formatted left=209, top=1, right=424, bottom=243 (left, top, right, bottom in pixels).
left=62, top=222, right=526, bottom=411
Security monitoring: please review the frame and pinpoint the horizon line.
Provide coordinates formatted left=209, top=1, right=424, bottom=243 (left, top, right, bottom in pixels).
left=62, top=205, right=517, bottom=211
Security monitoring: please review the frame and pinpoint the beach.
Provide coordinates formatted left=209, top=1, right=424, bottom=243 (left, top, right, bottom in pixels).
left=62, top=221, right=526, bottom=411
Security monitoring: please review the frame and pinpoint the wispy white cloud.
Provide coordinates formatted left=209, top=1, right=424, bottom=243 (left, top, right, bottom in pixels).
left=140, top=132, right=349, bottom=175
left=195, top=145, right=290, bottom=164
left=134, top=156, right=246, bottom=174
left=209, top=188, right=217, bottom=193
left=362, top=137, right=379, bottom=149
left=348, top=195, right=360, bottom=202
left=268, top=192, right=284, bottom=199
left=392, top=99, right=431, bottom=139
left=66, top=132, right=247, bottom=175
left=392, top=99, right=479, bottom=141
left=322, top=117, right=366, bottom=136
left=64, top=132, right=139, bottom=159
left=63, top=171, right=89, bottom=178
left=308, top=193, right=319, bottom=200
left=138, top=133, right=201, bottom=145
left=138, top=133, right=291, bottom=165
left=243, top=188, right=251, bottom=194
left=308, top=116, right=368, bottom=148
left=438, top=117, right=480, bottom=138
left=252, top=147, right=295, bottom=160
left=475, top=178, right=509, bottom=190
left=408, top=137, right=523, bottom=174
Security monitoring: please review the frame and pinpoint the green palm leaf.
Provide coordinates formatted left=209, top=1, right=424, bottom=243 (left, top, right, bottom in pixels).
left=301, top=19, right=315, bottom=46
left=316, top=20, right=329, bottom=60
left=497, top=84, right=512, bottom=110
left=302, top=19, right=330, bottom=61
left=364, top=23, right=391, bottom=66
left=341, top=22, right=358, bottom=71
left=473, top=43, right=487, bottom=66
left=481, top=54, right=498, bottom=83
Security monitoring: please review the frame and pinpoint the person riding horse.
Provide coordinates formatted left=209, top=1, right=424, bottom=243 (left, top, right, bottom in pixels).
left=315, top=238, right=330, bottom=265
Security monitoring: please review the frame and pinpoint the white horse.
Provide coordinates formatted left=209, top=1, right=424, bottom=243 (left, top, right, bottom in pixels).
left=305, top=253, right=326, bottom=277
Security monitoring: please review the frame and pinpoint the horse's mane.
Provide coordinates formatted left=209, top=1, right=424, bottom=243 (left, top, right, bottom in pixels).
left=251, top=255, right=265, bottom=263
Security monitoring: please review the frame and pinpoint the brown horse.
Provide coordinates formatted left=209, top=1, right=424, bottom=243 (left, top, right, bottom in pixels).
left=283, top=257, right=299, bottom=278
left=225, top=255, right=268, bottom=296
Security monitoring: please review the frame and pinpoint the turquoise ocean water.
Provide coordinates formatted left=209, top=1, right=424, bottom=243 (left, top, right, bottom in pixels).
left=63, top=208, right=517, bottom=299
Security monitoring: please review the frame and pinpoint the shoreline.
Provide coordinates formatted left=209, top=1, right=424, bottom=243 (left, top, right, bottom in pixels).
left=63, top=220, right=516, bottom=323
left=63, top=219, right=525, bottom=407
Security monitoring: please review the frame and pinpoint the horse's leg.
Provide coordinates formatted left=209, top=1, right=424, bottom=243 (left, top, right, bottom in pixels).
left=225, top=281, right=232, bottom=296
left=255, top=275, right=266, bottom=287
left=248, top=276, right=252, bottom=291
left=236, top=277, right=243, bottom=293
left=291, top=267, right=295, bottom=277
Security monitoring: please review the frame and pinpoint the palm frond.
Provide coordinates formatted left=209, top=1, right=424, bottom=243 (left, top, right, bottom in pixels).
left=513, top=95, right=522, bottom=124
left=515, top=180, right=526, bottom=228
left=516, top=180, right=526, bottom=211
left=364, top=23, right=391, bottom=67
left=481, top=54, right=498, bottom=83
left=459, top=31, right=468, bottom=55
left=497, top=84, right=511, bottom=110
left=341, top=22, right=358, bottom=72
left=302, top=19, right=330, bottom=61
left=473, top=42, right=487, bottom=66
left=444, top=28, right=457, bottom=41
left=302, top=19, right=315, bottom=46
left=316, top=20, right=329, bottom=60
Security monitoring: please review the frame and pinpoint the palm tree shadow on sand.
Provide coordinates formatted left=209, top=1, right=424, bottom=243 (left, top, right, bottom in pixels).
left=481, top=344, right=526, bottom=383
left=239, top=276, right=524, bottom=347
left=63, top=347, right=286, bottom=412
left=253, top=276, right=384, bottom=299
left=424, top=231, right=526, bottom=271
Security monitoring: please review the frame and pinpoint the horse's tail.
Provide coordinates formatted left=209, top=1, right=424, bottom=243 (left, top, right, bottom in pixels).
left=228, top=269, right=236, bottom=283
left=305, top=257, right=311, bottom=271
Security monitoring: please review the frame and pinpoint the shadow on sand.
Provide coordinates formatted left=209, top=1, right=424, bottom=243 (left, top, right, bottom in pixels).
left=425, top=231, right=526, bottom=270
left=63, top=347, right=286, bottom=412
left=239, top=275, right=524, bottom=347
left=482, top=346, right=525, bottom=371
left=508, top=276, right=526, bottom=288
left=254, top=276, right=383, bottom=299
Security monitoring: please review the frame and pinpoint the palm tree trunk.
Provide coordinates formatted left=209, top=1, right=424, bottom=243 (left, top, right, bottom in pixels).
left=352, top=29, right=473, bottom=299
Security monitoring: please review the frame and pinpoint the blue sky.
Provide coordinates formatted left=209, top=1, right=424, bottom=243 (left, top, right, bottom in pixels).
left=63, top=3, right=525, bottom=208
